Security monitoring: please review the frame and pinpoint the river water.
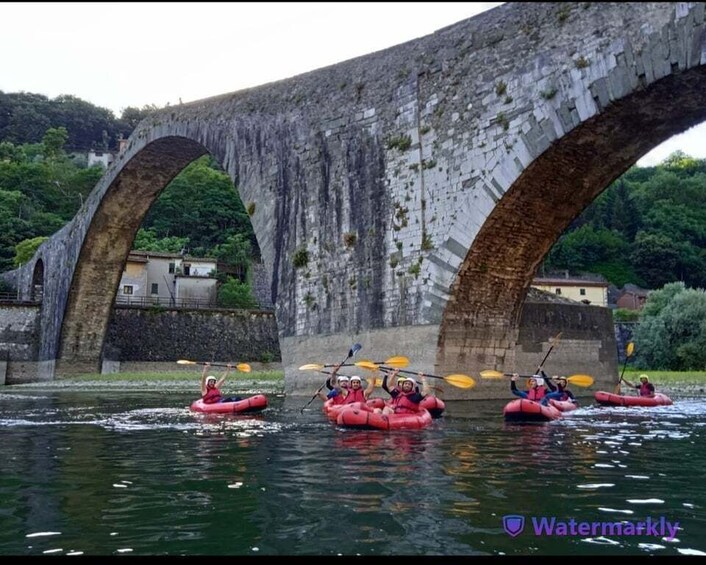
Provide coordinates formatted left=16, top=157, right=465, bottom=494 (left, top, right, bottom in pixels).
left=0, top=384, right=704, bottom=556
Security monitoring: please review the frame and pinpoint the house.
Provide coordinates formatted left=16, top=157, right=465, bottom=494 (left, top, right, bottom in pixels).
left=531, top=272, right=609, bottom=307
left=87, top=149, right=114, bottom=168
left=87, top=137, right=128, bottom=168
left=117, top=251, right=218, bottom=307
left=616, top=283, right=650, bottom=310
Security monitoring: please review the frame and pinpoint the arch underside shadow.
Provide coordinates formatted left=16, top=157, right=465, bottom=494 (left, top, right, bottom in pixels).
left=57, top=137, right=207, bottom=372
left=438, top=65, right=706, bottom=368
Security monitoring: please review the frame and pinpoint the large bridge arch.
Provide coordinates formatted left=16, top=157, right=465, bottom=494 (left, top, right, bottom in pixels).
left=3, top=2, right=705, bottom=396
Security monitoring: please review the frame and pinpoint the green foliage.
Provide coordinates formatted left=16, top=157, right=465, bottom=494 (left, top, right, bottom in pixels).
left=386, top=134, right=412, bottom=151
left=142, top=155, right=257, bottom=259
left=217, top=276, right=259, bottom=309
left=613, top=308, right=640, bottom=322
left=544, top=153, right=706, bottom=290
left=42, top=127, right=68, bottom=159
left=632, top=282, right=706, bottom=370
left=133, top=228, right=189, bottom=253
left=292, top=247, right=309, bottom=269
left=14, top=236, right=48, bottom=267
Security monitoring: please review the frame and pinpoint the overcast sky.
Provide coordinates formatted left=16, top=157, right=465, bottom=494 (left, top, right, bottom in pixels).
left=1, top=2, right=703, bottom=167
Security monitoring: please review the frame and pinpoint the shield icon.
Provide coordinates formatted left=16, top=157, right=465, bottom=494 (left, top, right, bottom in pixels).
left=502, top=514, right=525, bottom=537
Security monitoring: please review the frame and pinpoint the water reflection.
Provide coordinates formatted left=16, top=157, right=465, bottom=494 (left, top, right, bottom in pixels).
left=0, top=389, right=704, bottom=555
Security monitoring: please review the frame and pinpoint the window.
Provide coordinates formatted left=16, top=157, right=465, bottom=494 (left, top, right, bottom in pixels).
left=555, top=288, right=561, bottom=295
left=169, top=262, right=175, bottom=274
left=580, top=288, right=586, bottom=296
left=151, top=283, right=159, bottom=295
left=183, top=263, right=191, bottom=276
left=123, top=285, right=133, bottom=295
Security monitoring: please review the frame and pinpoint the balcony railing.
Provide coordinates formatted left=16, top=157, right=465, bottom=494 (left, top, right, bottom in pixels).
left=115, top=295, right=218, bottom=309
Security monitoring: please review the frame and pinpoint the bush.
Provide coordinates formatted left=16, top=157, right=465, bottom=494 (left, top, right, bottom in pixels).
left=217, top=276, right=259, bottom=309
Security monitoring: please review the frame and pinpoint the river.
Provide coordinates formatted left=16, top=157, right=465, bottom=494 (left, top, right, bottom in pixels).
left=0, top=384, right=704, bottom=556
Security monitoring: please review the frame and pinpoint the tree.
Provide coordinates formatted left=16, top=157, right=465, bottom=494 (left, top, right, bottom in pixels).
left=217, top=276, right=259, bottom=309
left=14, top=236, right=48, bottom=267
left=633, top=282, right=706, bottom=370
left=42, top=127, right=68, bottom=159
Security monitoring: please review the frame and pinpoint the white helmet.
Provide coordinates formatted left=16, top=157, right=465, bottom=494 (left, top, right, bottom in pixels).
left=350, top=376, right=362, bottom=383
left=404, top=377, right=416, bottom=387
left=337, top=376, right=350, bottom=383
left=206, top=375, right=217, bottom=384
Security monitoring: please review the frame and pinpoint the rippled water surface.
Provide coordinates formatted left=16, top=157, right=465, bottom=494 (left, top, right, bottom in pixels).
left=0, top=387, right=704, bottom=556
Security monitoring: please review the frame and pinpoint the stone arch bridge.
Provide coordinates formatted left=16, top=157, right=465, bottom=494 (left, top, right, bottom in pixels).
left=3, top=2, right=705, bottom=398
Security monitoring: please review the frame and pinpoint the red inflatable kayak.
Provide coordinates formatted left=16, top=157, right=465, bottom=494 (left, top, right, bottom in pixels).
left=190, top=394, right=268, bottom=414
left=325, top=396, right=445, bottom=420
left=336, top=404, right=433, bottom=430
left=503, top=399, right=562, bottom=422
left=420, top=396, right=446, bottom=418
left=549, top=399, right=579, bottom=412
left=594, top=391, right=673, bottom=407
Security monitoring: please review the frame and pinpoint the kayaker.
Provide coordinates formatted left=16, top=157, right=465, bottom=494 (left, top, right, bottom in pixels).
left=200, top=362, right=242, bottom=404
left=379, top=370, right=430, bottom=415
left=317, top=363, right=349, bottom=403
left=552, top=376, right=577, bottom=403
left=622, top=373, right=656, bottom=397
left=342, top=375, right=375, bottom=404
left=510, top=373, right=552, bottom=405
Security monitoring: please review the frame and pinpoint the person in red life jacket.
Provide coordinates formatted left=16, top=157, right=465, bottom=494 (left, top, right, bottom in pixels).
left=378, top=371, right=430, bottom=415
left=622, top=373, right=656, bottom=397
left=510, top=373, right=552, bottom=405
left=200, top=362, right=242, bottom=404
left=342, top=375, right=375, bottom=404
left=325, top=375, right=351, bottom=405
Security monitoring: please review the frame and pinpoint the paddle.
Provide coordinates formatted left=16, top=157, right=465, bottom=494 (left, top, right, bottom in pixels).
left=298, top=356, right=408, bottom=371
left=300, top=343, right=362, bottom=412
left=177, top=359, right=252, bottom=373
left=378, top=366, right=476, bottom=389
left=614, top=341, right=635, bottom=394
left=536, top=331, right=562, bottom=374
left=479, top=370, right=594, bottom=388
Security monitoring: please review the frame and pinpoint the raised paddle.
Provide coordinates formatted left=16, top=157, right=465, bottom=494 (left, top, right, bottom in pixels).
left=298, top=356, right=409, bottom=371
left=378, top=366, right=476, bottom=389
left=614, top=341, right=635, bottom=394
left=479, top=369, right=594, bottom=388
left=177, top=359, right=252, bottom=373
left=300, top=343, right=362, bottom=412
left=536, top=331, right=562, bottom=374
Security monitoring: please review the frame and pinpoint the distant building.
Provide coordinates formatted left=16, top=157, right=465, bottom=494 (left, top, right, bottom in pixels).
left=532, top=272, right=609, bottom=307
left=616, top=283, right=650, bottom=310
left=87, top=149, right=115, bottom=168
left=117, top=251, right=218, bottom=307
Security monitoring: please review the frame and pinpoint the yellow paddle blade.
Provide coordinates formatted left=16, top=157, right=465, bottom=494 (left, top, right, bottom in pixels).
left=566, top=374, right=593, bottom=387
left=237, top=363, right=252, bottom=373
left=374, top=378, right=384, bottom=387
left=355, top=360, right=380, bottom=371
left=626, top=342, right=635, bottom=357
left=384, top=356, right=409, bottom=368
left=299, top=363, right=324, bottom=371
left=176, top=359, right=197, bottom=365
left=444, top=374, right=476, bottom=389
left=480, top=369, right=505, bottom=379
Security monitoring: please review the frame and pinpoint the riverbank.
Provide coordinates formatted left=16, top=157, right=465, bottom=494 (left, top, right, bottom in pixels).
left=4, top=368, right=705, bottom=395
left=3, top=369, right=286, bottom=393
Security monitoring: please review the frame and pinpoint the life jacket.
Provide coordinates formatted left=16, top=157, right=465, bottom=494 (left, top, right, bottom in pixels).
left=344, top=387, right=366, bottom=404
left=527, top=386, right=546, bottom=402
left=392, top=391, right=421, bottom=414
left=203, top=387, right=222, bottom=404
left=331, top=390, right=347, bottom=405
left=639, top=382, right=653, bottom=397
